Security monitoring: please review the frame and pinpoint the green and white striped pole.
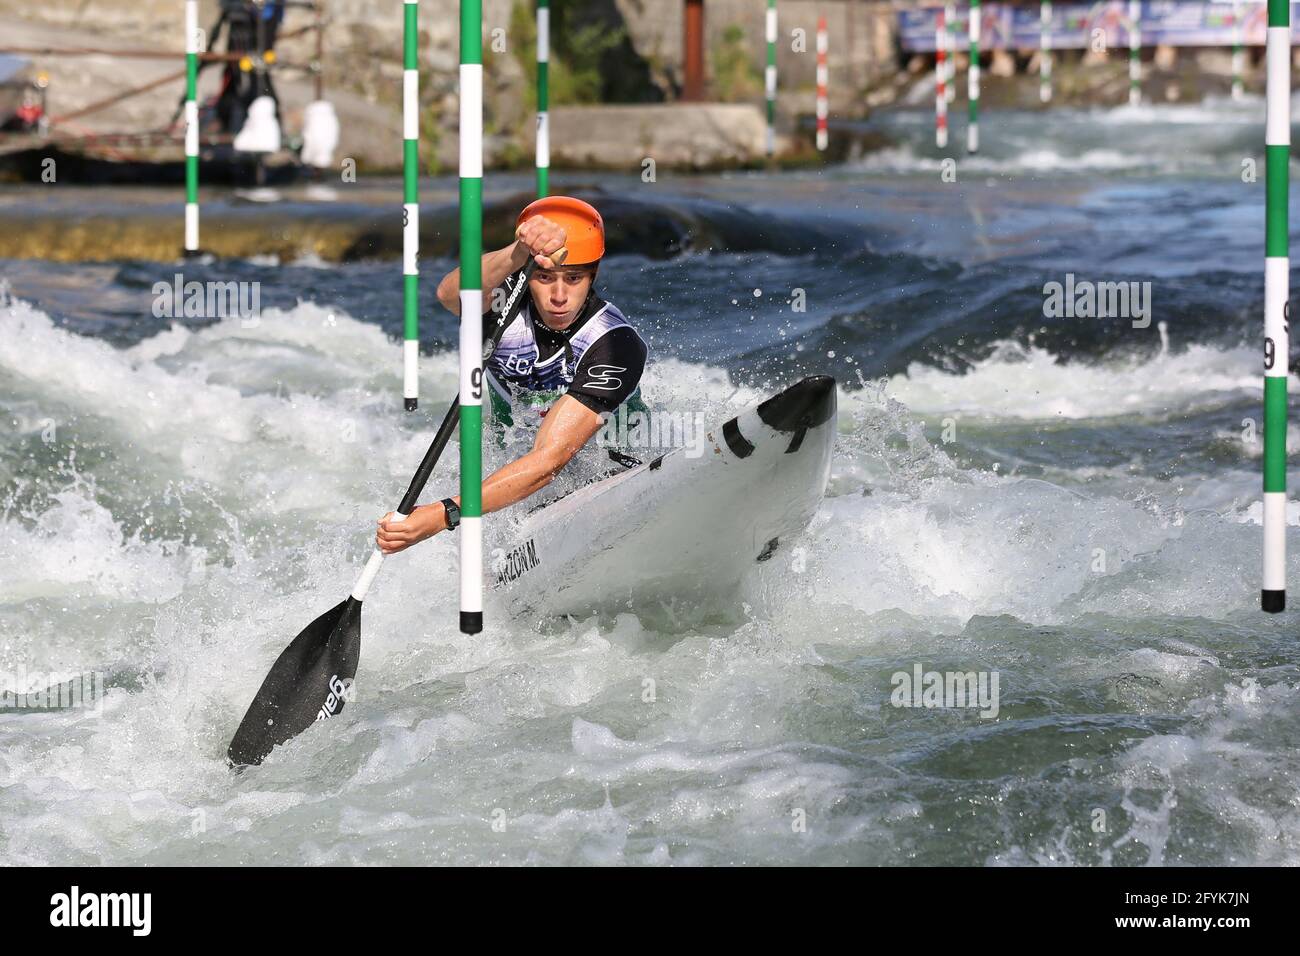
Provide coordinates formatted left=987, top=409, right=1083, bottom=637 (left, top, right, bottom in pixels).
left=765, top=0, right=777, bottom=157
left=968, top=0, right=979, bottom=154
left=1128, top=0, right=1141, bottom=107
left=459, top=0, right=485, bottom=634
left=1263, top=0, right=1290, bottom=613
left=536, top=0, right=549, bottom=197
left=1041, top=1, right=1052, bottom=104
left=945, top=2, right=957, bottom=104
left=403, top=0, right=420, bottom=411
left=184, top=0, right=200, bottom=257
left=1232, top=0, right=1244, bottom=102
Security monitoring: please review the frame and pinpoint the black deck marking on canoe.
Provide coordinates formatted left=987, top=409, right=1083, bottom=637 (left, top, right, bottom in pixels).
left=607, top=448, right=642, bottom=469
left=722, top=418, right=754, bottom=459
left=785, top=427, right=807, bottom=454
left=757, top=376, right=836, bottom=433
left=648, top=455, right=665, bottom=470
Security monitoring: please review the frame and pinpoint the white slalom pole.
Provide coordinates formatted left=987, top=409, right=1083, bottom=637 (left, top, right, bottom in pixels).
left=936, top=8, right=948, bottom=148
left=184, top=0, right=200, bottom=257
left=1129, top=0, right=1141, bottom=107
left=968, top=0, right=980, bottom=154
left=816, top=15, right=828, bottom=151
left=1041, top=1, right=1053, bottom=104
left=1263, top=0, right=1290, bottom=613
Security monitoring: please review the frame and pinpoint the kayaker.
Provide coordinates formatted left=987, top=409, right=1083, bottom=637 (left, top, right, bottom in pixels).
left=376, top=196, right=649, bottom=555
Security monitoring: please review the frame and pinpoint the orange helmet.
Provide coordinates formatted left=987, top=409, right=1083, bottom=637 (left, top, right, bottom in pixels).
left=516, top=196, right=605, bottom=266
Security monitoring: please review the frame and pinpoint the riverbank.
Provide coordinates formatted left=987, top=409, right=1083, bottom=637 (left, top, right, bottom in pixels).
left=1, top=0, right=1277, bottom=180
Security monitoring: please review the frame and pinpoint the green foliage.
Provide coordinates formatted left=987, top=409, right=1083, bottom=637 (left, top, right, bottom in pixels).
left=418, top=73, right=442, bottom=176
left=712, top=24, right=762, bottom=102
left=495, top=138, right=527, bottom=169
left=510, top=0, right=631, bottom=105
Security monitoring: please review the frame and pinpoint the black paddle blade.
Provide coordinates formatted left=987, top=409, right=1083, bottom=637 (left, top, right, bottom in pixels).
left=227, top=597, right=362, bottom=768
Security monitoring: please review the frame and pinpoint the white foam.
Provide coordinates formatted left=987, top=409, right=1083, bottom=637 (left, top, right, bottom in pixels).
left=887, top=339, right=1289, bottom=421
left=0, top=487, right=189, bottom=605
left=1, top=292, right=1296, bottom=865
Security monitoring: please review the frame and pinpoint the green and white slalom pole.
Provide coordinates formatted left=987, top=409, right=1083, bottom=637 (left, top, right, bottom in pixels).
left=765, top=0, right=777, bottom=158
left=1128, top=0, right=1141, bottom=107
left=403, top=0, right=420, bottom=411
left=1232, top=0, right=1244, bottom=102
left=945, top=2, right=957, bottom=103
left=1041, top=1, right=1052, bottom=104
left=459, top=0, right=484, bottom=634
left=968, top=0, right=979, bottom=154
left=1263, top=0, right=1290, bottom=614
left=536, top=0, right=549, bottom=197
left=184, top=0, right=200, bottom=257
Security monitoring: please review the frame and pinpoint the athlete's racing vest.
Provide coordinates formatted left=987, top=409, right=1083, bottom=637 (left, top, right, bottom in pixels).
left=485, top=300, right=648, bottom=432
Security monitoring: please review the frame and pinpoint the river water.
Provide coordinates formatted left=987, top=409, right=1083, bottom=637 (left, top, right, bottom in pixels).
left=1, top=97, right=1297, bottom=865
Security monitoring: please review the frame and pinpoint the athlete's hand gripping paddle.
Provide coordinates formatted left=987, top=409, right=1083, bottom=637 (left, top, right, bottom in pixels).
left=227, top=253, right=556, bottom=767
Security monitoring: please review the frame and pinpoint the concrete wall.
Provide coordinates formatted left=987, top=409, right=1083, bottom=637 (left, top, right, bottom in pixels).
left=0, top=1, right=914, bottom=109
left=616, top=0, right=903, bottom=110
left=0, top=0, right=934, bottom=169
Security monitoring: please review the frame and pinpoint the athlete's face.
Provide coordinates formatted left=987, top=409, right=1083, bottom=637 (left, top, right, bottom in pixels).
left=529, top=266, right=596, bottom=330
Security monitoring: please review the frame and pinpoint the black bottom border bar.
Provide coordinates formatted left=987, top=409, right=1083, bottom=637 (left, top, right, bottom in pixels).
left=0, top=866, right=1278, bottom=941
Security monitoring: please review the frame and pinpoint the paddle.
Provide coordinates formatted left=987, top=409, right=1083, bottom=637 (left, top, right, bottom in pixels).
left=227, top=252, right=552, bottom=767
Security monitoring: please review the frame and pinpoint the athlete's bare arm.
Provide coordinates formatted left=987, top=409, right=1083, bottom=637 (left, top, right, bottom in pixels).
left=475, top=394, right=604, bottom=509
left=375, top=395, right=603, bottom=554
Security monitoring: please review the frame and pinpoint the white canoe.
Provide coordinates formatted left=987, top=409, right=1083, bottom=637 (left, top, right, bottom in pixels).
left=491, top=376, right=837, bottom=618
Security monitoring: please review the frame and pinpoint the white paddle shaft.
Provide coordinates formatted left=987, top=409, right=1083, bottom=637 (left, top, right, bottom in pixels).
left=351, top=512, right=406, bottom=601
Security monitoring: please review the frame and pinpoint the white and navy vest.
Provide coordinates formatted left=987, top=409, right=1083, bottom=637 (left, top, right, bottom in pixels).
left=486, top=300, right=644, bottom=426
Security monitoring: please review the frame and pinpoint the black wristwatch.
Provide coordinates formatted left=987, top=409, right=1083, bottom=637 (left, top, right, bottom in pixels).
left=440, top=498, right=461, bottom=531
